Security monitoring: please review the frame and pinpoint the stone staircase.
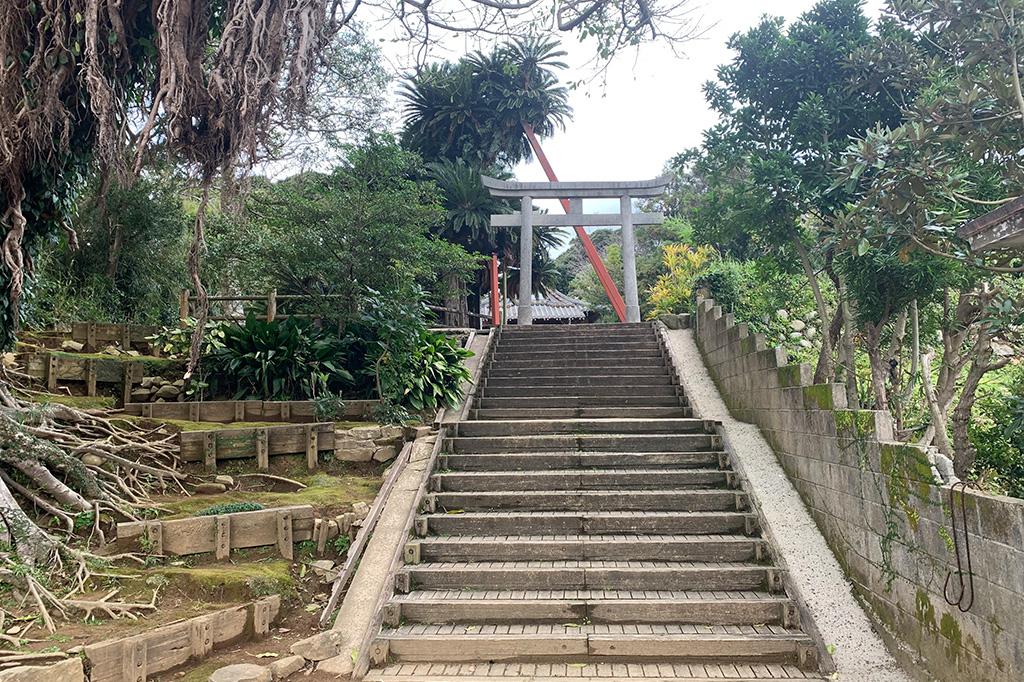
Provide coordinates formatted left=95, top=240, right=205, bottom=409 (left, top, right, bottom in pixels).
left=366, top=323, right=823, bottom=680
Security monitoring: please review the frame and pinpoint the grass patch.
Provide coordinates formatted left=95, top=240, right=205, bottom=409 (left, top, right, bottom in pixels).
left=155, top=471, right=380, bottom=519
left=27, top=393, right=116, bottom=410
left=151, top=560, right=296, bottom=601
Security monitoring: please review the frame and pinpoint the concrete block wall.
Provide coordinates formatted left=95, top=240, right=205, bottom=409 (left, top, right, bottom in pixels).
left=694, top=296, right=1024, bottom=681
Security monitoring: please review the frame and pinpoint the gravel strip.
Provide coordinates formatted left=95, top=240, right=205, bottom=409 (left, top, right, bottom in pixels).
left=663, top=327, right=911, bottom=681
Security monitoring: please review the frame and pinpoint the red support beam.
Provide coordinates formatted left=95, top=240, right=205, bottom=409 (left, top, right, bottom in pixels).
left=521, top=123, right=627, bottom=322
left=489, top=252, right=501, bottom=326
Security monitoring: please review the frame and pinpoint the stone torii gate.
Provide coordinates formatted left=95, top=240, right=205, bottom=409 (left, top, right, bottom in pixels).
left=482, top=175, right=669, bottom=325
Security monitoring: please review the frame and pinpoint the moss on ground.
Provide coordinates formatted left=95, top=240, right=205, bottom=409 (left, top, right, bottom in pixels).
left=149, top=559, right=296, bottom=601
left=155, top=471, right=380, bottom=519
left=27, top=393, right=116, bottom=410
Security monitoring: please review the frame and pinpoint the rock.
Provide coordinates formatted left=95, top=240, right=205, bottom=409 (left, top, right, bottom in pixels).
left=81, top=454, right=104, bottom=467
left=102, top=345, right=122, bottom=356
left=409, top=425, right=433, bottom=440
left=346, top=425, right=383, bottom=441
left=141, top=377, right=156, bottom=388
left=0, top=657, right=84, bottom=682
left=61, top=340, right=85, bottom=352
left=372, top=445, right=397, bottom=463
left=790, top=319, right=806, bottom=332
left=334, top=446, right=374, bottom=462
left=805, top=326, right=818, bottom=339
left=378, top=425, right=404, bottom=441
left=208, top=664, right=271, bottom=682
left=176, top=393, right=187, bottom=402
left=173, top=379, right=185, bottom=388
left=290, top=630, right=345, bottom=661
left=195, top=482, right=228, bottom=494
left=799, top=339, right=812, bottom=348
left=352, top=501, right=369, bottom=519
left=789, top=332, right=803, bottom=339
left=267, top=656, right=305, bottom=681
left=315, top=654, right=353, bottom=677
left=214, top=475, right=235, bottom=487
left=310, top=559, right=335, bottom=578
left=130, top=389, right=152, bottom=401
left=154, top=384, right=179, bottom=400
left=125, top=350, right=141, bottom=357
left=776, top=309, right=789, bottom=320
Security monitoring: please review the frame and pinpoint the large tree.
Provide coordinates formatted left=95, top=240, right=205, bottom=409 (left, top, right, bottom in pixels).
left=686, top=0, right=905, bottom=383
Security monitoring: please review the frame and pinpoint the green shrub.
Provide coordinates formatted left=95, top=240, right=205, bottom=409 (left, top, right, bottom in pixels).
left=400, top=330, right=472, bottom=410
left=205, top=315, right=353, bottom=401
left=149, top=318, right=229, bottom=358
left=970, top=365, right=1024, bottom=499
left=196, top=502, right=265, bottom=516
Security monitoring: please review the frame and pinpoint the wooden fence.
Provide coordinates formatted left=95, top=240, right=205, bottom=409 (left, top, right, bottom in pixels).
left=71, top=322, right=159, bottom=352
left=83, top=596, right=280, bottom=682
left=178, top=422, right=336, bottom=471
left=19, top=352, right=142, bottom=403
left=118, top=505, right=314, bottom=560
left=122, top=399, right=378, bottom=422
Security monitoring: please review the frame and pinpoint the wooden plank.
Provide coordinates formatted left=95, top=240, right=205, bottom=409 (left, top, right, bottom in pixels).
left=277, top=510, right=294, bottom=560
left=305, top=424, right=318, bottom=470
left=118, top=506, right=315, bottom=556
left=46, top=355, right=58, bottom=391
left=203, top=432, right=217, bottom=472
left=83, top=597, right=280, bottom=682
left=179, top=422, right=336, bottom=463
left=188, top=403, right=200, bottom=422
left=87, top=323, right=97, bottom=352
left=122, top=399, right=379, bottom=423
left=234, top=402, right=245, bottom=422
left=215, top=516, right=230, bottom=560
left=85, top=359, right=97, bottom=397
left=256, top=429, right=269, bottom=471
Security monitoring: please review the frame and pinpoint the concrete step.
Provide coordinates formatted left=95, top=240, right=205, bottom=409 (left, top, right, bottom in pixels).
left=476, top=395, right=687, bottom=409
left=409, top=535, right=763, bottom=563
left=471, top=406, right=693, bottom=420
left=492, top=348, right=665, bottom=361
left=479, top=384, right=683, bottom=398
left=487, top=365, right=671, bottom=378
left=484, top=374, right=674, bottom=388
left=442, top=451, right=725, bottom=471
left=447, top=433, right=718, bottom=453
left=496, top=338, right=660, bottom=350
left=498, top=324, right=653, bottom=338
left=373, top=624, right=816, bottom=668
left=367, top=662, right=823, bottom=680
left=386, top=590, right=794, bottom=626
left=431, top=469, right=730, bottom=492
left=428, top=489, right=745, bottom=512
left=416, top=511, right=756, bottom=537
left=395, top=561, right=783, bottom=593
left=455, top=418, right=711, bottom=437
left=490, top=355, right=667, bottom=368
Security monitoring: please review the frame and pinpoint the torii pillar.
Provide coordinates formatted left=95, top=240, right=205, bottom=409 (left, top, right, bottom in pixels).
left=483, top=175, right=669, bottom=324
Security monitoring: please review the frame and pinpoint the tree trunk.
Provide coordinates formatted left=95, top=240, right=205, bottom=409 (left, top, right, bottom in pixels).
left=839, top=298, right=859, bottom=408
left=0, top=475, right=59, bottom=566
left=792, top=239, right=833, bottom=383
left=921, top=350, right=954, bottom=458
left=864, top=324, right=888, bottom=412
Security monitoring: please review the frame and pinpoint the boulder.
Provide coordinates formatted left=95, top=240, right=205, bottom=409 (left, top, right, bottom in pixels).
left=776, top=309, right=789, bottom=320
left=805, top=326, right=818, bottom=339
left=268, top=655, right=305, bottom=681
left=372, top=445, right=397, bottom=463
left=214, top=475, right=235, bottom=487
left=346, top=425, right=383, bottom=441
left=173, top=379, right=185, bottom=388
left=130, top=389, right=152, bottom=401
left=60, top=340, right=85, bottom=352
left=154, top=384, right=179, bottom=400
left=310, top=559, right=335, bottom=578
left=140, top=377, right=156, bottom=388
left=352, top=501, right=369, bottom=519
left=208, top=664, right=271, bottom=682
left=195, top=482, right=228, bottom=495
left=101, top=345, right=122, bottom=356
left=378, top=425, right=404, bottom=441
left=334, top=446, right=374, bottom=462
left=790, top=319, right=806, bottom=332
left=81, top=454, right=105, bottom=467
left=290, top=630, right=345, bottom=661
left=0, top=658, right=84, bottom=682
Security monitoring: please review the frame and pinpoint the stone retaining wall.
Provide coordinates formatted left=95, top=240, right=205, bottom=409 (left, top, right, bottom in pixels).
left=694, top=296, right=1023, bottom=681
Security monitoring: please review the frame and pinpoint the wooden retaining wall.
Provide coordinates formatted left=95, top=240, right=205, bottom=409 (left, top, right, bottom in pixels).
left=178, top=422, right=335, bottom=471
left=118, top=505, right=314, bottom=560
left=71, top=322, right=159, bottom=352
left=82, top=596, right=280, bottom=682
left=19, top=352, right=142, bottom=403
left=123, top=399, right=378, bottom=422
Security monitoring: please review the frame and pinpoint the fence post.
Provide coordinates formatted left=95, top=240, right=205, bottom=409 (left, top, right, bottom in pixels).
left=267, top=289, right=277, bottom=322
left=179, top=289, right=190, bottom=322
left=490, top=253, right=500, bottom=327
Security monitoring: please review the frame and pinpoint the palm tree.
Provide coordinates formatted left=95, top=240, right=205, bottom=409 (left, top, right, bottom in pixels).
left=399, top=36, right=572, bottom=171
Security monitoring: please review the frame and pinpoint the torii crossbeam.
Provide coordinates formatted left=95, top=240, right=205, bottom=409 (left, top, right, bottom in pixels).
left=483, top=174, right=670, bottom=325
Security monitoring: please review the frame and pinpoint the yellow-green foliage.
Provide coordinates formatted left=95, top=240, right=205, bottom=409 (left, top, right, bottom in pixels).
left=28, top=393, right=116, bottom=410
left=646, top=244, right=717, bottom=317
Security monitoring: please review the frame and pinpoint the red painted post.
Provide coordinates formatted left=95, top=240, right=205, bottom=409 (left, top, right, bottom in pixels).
left=489, top=253, right=501, bottom=326
left=521, top=123, right=627, bottom=322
